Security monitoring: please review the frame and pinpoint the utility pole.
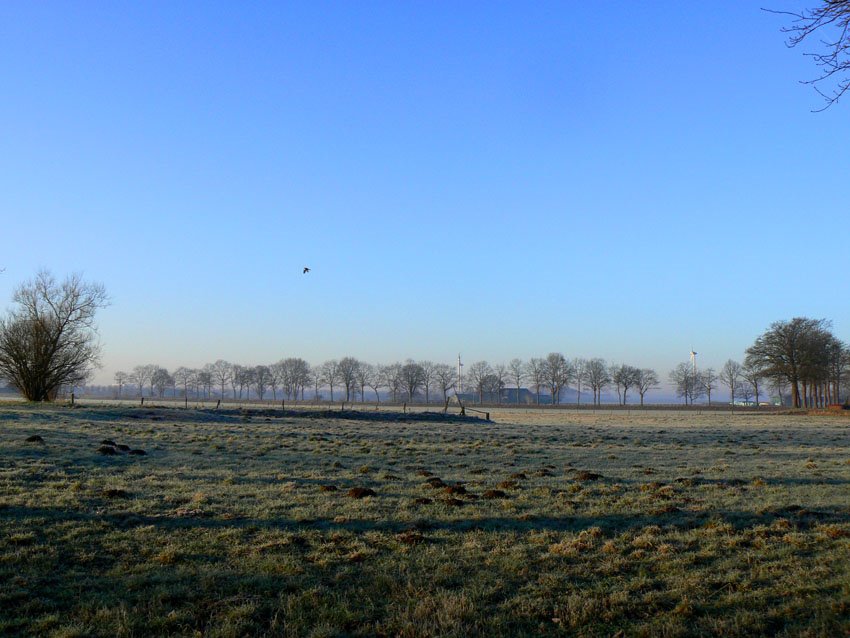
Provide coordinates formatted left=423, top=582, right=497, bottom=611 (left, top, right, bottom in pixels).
left=457, top=354, right=464, bottom=395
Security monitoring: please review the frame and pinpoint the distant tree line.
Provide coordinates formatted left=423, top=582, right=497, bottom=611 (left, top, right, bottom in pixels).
left=112, top=355, right=663, bottom=406
left=668, top=318, right=849, bottom=408
left=110, top=318, right=849, bottom=409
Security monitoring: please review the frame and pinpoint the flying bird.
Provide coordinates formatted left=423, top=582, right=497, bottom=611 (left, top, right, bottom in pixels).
left=303, top=267, right=310, bottom=274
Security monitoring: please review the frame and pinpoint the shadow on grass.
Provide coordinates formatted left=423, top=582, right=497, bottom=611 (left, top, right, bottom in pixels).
left=4, top=503, right=848, bottom=536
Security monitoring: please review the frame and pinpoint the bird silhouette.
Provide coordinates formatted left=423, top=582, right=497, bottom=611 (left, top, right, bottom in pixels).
left=303, top=267, right=310, bottom=274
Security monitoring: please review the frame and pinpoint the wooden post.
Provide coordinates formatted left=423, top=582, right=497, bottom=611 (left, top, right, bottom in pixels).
left=403, top=402, right=407, bottom=414
left=216, top=399, right=221, bottom=409
left=70, top=392, right=75, bottom=406
left=141, top=397, right=144, bottom=406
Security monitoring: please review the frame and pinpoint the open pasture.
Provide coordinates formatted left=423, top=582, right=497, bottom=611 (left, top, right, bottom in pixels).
left=1, top=404, right=849, bottom=637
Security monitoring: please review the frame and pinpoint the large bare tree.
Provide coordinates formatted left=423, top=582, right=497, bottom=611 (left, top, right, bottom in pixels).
left=0, top=271, right=109, bottom=401
left=745, top=318, right=834, bottom=408
left=770, top=1, right=850, bottom=109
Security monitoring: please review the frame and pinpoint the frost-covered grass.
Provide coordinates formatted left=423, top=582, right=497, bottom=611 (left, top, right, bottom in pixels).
left=1, top=404, right=849, bottom=637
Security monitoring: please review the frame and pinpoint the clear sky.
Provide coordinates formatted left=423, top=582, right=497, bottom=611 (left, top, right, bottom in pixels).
left=1, top=1, right=847, bottom=388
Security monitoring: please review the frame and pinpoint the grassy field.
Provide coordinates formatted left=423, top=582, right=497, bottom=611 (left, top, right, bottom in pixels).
left=1, top=404, right=849, bottom=637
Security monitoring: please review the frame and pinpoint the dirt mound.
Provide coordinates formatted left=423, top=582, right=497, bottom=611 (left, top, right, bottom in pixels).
left=347, top=487, right=376, bottom=498
left=25, top=435, right=44, bottom=443
left=97, top=445, right=118, bottom=455
left=128, top=449, right=147, bottom=456
left=575, top=471, right=603, bottom=481
left=482, top=489, right=507, bottom=499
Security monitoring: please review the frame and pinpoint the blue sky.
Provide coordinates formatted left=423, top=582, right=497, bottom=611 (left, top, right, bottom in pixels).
left=1, top=1, right=847, bottom=388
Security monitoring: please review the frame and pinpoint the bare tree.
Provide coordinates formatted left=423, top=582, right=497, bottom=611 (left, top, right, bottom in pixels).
left=508, top=358, right=526, bottom=404
left=745, top=317, right=831, bottom=408
left=293, top=358, right=312, bottom=401
left=198, top=365, right=214, bottom=398
left=253, top=365, right=270, bottom=401
left=433, top=363, right=457, bottom=403
left=742, top=361, right=765, bottom=408
left=337, top=356, right=360, bottom=402
left=770, top=1, right=850, bottom=109
left=526, top=357, right=546, bottom=404
left=380, top=363, right=403, bottom=402
left=173, top=367, right=195, bottom=399
left=738, top=380, right=754, bottom=405
left=242, top=366, right=257, bottom=400
left=669, top=362, right=704, bottom=405
left=130, top=365, right=154, bottom=398
left=151, top=367, right=172, bottom=398
left=212, top=359, right=232, bottom=399
left=719, top=359, right=743, bottom=405
left=610, top=364, right=639, bottom=405
left=543, top=352, right=570, bottom=405
left=366, top=363, right=384, bottom=402
left=420, top=361, right=436, bottom=404
left=269, top=361, right=284, bottom=401
left=230, top=364, right=245, bottom=399
left=700, top=367, right=719, bottom=405
left=466, top=361, right=492, bottom=404
left=634, top=368, right=659, bottom=406
left=492, top=363, right=509, bottom=404
left=113, top=371, right=128, bottom=398
left=318, top=360, right=339, bottom=402
left=573, top=358, right=587, bottom=405
left=0, top=271, right=109, bottom=401
left=400, top=359, right=425, bottom=402
left=355, top=362, right=374, bottom=402
left=584, top=358, right=610, bottom=406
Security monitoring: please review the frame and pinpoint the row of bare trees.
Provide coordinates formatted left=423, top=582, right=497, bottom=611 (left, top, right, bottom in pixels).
left=668, top=318, right=849, bottom=408
left=113, top=354, right=661, bottom=405
left=461, top=355, right=659, bottom=406
left=113, top=319, right=850, bottom=408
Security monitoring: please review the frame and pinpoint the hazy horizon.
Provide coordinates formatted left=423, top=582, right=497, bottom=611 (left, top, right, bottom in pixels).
left=2, top=2, right=847, bottom=388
